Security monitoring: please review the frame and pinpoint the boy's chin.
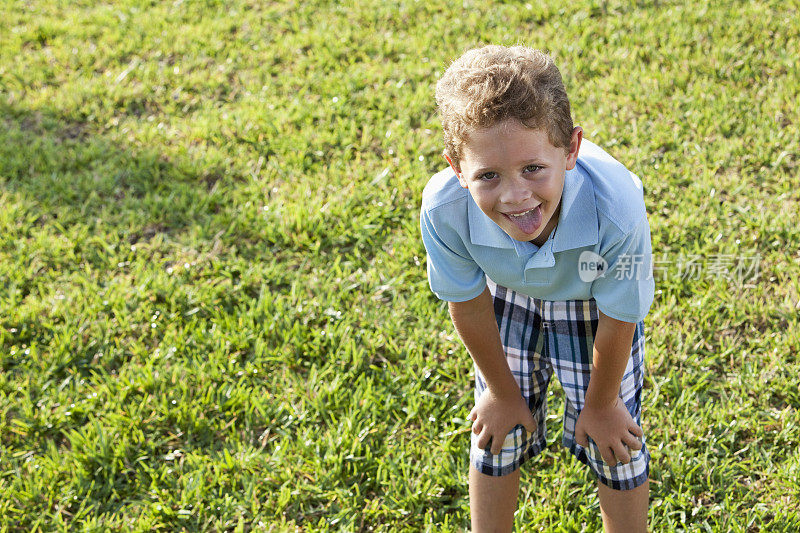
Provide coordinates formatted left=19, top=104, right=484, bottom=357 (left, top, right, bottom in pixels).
left=507, top=227, right=544, bottom=243
left=510, top=225, right=554, bottom=246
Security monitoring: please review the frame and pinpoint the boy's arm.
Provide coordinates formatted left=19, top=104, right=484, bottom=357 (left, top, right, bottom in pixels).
left=574, top=310, right=644, bottom=464
left=449, top=286, right=536, bottom=455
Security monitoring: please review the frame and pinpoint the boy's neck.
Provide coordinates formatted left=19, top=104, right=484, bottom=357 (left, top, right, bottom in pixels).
left=529, top=201, right=561, bottom=247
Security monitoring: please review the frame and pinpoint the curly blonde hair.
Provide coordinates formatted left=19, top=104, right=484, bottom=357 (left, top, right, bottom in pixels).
left=435, top=45, right=574, bottom=168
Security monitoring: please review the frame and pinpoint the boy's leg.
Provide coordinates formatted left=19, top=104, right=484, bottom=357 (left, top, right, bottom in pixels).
left=469, top=464, right=520, bottom=532
left=545, top=300, right=650, bottom=527
left=467, top=279, right=551, bottom=532
left=597, top=479, right=649, bottom=533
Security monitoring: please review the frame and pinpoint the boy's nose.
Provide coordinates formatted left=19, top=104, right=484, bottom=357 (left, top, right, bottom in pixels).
left=501, top=179, right=533, bottom=205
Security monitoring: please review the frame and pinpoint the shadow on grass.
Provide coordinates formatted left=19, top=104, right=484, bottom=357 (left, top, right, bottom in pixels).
left=0, top=102, right=227, bottom=241
left=0, top=103, right=276, bottom=526
left=0, top=101, right=244, bottom=374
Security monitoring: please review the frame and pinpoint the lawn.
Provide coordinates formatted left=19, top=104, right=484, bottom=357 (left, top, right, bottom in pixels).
left=1, top=0, right=799, bottom=530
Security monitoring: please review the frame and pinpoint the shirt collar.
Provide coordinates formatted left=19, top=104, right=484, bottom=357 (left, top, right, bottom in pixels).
left=467, top=166, right=599, bottom=252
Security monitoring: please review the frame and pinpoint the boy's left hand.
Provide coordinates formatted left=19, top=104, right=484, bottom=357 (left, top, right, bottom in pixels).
left=574, top=398, right=643, bottom=465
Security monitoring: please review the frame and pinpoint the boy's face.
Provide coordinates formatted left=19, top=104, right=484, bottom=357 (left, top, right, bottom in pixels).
left=451, top=120, right=582, bottom=247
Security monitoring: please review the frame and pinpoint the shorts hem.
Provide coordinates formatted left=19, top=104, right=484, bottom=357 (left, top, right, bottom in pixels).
left=595, top=463, right=650, bottom=491
left=470, top=437, right=547, bottom=477
left=567, top=441, right=651, bottom=491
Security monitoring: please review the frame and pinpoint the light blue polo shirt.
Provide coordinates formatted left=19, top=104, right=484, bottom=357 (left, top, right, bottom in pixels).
left=419, top=139, right=655, bottom=323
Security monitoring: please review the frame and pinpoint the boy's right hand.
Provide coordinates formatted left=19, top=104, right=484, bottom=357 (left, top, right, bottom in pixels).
left=469, top=388, right=537, bottom=455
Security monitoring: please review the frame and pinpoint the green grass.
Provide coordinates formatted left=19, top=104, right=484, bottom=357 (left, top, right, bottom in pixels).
left=1, top=0, right=799, bottom=530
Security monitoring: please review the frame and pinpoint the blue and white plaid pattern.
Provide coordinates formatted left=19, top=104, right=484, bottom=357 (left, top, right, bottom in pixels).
left=470, top=278, right=650, bottom=490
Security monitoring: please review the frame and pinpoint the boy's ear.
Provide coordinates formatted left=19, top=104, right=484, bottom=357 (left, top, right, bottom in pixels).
left=565, top=126, right=583, bottom=171
left=444, top=154, right=468, bottom=189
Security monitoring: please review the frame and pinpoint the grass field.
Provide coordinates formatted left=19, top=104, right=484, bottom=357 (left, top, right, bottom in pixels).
left=1, top=0, right=799, bottom=530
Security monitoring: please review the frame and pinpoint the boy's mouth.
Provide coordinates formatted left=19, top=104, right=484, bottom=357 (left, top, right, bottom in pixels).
left=502, top=205, right=542, bottom=234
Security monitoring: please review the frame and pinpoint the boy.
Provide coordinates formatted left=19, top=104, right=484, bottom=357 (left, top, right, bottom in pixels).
left=419, top=45, right=654, bottom=532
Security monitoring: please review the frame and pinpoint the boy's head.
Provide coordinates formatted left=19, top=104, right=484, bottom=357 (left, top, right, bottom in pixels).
left=435, top=45, right=575, bottom=169
left=435, top=45, right=582, bottom=247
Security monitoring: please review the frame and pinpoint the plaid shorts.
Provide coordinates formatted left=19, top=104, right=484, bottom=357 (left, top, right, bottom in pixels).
left=470, top=278, right=650, bottom=490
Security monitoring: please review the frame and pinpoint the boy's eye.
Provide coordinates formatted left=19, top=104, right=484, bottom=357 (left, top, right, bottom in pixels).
left=523, top=165, right=543, bottom=173
left=479, top=172, right=498, bottom=181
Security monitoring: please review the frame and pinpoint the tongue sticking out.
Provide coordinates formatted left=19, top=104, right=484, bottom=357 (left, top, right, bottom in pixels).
left=508, top=206, right=542, bottom=234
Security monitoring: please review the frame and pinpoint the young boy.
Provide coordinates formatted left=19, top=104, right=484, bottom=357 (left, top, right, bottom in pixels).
left=419, top=45, right=655, bottom=531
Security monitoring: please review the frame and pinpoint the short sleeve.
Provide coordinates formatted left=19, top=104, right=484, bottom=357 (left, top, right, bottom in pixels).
left=590, top=216, right=655, bottom=323
left=419, top=205, right=486, bottom=302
